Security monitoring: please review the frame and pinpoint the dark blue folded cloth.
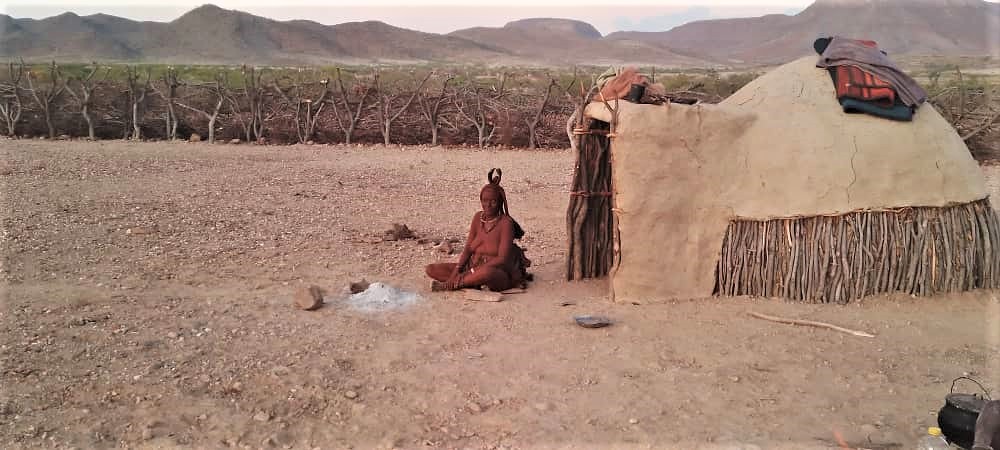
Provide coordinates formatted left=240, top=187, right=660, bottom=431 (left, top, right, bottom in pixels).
left=839, top=97, right=914, bottom=121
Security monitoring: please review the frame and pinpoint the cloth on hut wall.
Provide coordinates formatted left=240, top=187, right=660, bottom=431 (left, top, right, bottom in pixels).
left=816, top=36, right=928, bottom=107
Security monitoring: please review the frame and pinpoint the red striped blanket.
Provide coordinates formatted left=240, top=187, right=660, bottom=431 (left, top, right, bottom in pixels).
left=832, top=64, right=896, bottom=107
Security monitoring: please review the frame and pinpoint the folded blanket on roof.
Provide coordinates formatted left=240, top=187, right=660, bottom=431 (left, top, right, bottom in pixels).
left=816, top=36, right=927, bottom=107
left=830, top=65, right=896, bottom=107
left=839, top=97, right=914, bottom=121
left=814, top=36, right=880, bottom=54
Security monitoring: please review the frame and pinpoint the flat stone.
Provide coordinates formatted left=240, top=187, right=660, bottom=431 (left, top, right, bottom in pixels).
left=293, top=285, right=324, bottom=311
left=574, top=315, right=612, bottom=328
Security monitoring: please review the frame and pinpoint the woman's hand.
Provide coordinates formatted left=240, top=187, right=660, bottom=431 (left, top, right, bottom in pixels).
left=445, top=271, right=462, bottom=290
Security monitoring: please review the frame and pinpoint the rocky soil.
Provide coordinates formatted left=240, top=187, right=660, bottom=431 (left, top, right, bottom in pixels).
left=1, top=139, right=999, bottom=450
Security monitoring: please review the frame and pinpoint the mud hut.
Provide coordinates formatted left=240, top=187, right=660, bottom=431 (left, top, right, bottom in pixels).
left=570, top=56, right=999, bottom=304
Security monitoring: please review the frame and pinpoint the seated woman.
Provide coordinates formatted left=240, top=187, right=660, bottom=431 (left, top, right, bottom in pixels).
left=426, top=168, right=530, bottom=292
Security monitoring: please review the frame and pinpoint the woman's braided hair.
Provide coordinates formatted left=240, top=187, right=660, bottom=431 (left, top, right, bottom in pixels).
left=482, top=168, right=524, bottom=240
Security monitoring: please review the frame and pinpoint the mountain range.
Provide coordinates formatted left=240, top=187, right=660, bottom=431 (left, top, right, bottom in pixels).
left=1, top=0, right=998, bottom=67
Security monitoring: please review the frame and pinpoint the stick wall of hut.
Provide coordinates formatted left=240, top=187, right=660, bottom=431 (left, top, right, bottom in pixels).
left=566, top=121, right=615, bottom=280
left=715, top=199, right=1000, bottom=303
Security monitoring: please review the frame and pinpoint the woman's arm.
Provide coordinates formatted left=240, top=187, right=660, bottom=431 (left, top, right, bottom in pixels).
left=451, top=212, right=480, bottom=276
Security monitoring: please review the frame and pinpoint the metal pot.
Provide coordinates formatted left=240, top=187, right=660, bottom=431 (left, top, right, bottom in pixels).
left=938, top=377, right=992, bottom=450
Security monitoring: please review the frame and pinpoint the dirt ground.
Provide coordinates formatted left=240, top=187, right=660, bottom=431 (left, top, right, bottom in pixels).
left=2, top=139, right=999, bottom=450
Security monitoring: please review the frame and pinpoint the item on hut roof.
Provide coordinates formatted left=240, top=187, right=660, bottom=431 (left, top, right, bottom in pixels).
left=826, top=64, right=914, bottom=121
left=575, top=56, right=998, bottom=304
left=829, top=65, right=896, bottom=107
left=814, top=36, right=881, bottom=55
left=816, top=38, right=916, bottom=121
left=815, top=36, right=927, bottom=107
left=595, top=66, right=665, bottom=104
left=839, top=97, right=914, bottom=121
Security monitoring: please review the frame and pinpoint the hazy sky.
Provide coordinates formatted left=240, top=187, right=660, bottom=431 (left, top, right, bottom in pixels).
left=1, top=0, right=819, bottom=34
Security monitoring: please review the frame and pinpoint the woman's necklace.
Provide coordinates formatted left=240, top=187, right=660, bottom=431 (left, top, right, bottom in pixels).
left=481, top=213, right=499, bottom=233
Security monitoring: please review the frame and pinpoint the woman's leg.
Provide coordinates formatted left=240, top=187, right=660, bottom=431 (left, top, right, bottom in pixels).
left=457, top=266, right=512, bottom=292
left=425, top=263, right=458, bottom=282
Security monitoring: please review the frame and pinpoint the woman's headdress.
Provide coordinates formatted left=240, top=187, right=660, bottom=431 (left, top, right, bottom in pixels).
left=482, top=168, right=524, bottom=240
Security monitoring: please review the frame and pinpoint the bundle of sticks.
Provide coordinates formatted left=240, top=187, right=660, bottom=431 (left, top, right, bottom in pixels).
left=566, top=120, right=616, bottom=280
left=716, top=199, right=1000, bottom=303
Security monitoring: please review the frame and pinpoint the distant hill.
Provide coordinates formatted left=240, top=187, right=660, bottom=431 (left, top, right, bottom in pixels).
left=1, top=1, right=998, bottom=67
left=0, top=4, right=506, bottom=65
left=606, top=0, right=1000, bottom=64
left=448, top=18, right=714, bottom=66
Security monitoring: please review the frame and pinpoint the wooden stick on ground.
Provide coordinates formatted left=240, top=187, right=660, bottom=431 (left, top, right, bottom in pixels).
left=460, top=289, right=504, bottom=302
left=500, top=288, right=527, bottom=295
left=748, top=311, right=875, bottom=338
